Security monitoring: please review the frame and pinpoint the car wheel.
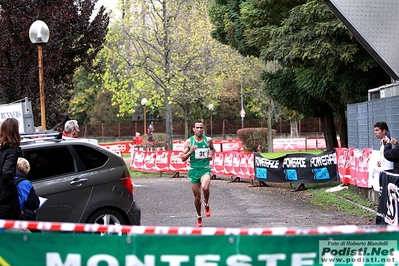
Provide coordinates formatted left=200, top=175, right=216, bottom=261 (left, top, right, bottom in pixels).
left=87, top=209, right=128, bottom=235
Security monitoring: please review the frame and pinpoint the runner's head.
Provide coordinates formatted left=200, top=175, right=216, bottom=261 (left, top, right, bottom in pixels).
left=193, top=121, right=204, bottom=137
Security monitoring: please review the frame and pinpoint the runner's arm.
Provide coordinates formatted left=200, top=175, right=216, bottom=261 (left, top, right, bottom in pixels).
left=181, top=139, right=193, bottom=162
left=207, top=137, right=215, bottom=160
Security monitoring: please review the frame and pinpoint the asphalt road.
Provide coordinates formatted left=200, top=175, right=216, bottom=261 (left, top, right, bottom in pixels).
left=133, top=176, right=375, bottom=228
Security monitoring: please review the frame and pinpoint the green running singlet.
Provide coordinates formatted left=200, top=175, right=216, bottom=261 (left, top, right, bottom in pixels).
left=188, top=135, right=211, bottom=184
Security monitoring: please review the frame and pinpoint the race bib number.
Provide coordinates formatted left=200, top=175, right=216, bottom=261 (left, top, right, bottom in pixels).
left=195, top=148, right=208, bottom=159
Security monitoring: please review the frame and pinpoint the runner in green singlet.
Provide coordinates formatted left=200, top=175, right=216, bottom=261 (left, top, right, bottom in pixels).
left=181, top=121, right=215, bottom=227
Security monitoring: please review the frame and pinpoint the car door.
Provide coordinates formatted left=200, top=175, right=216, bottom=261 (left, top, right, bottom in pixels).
left=22, top=145, right=93, bottom=223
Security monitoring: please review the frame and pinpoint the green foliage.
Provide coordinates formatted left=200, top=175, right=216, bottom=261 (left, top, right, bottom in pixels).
left=71, top=66, right=101, bottom=123
left=100, top=0, right=274, bottom=145
left=0, top=0, right=109, bottom=128
left=237, top=128, right=273, bottom=152
left=209, top=0, right=390, bottom=149
left=264, top=0, right=389, bottom=108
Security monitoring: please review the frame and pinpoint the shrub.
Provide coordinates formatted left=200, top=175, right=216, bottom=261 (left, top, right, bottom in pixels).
left=237, top=128, right=274, bottom=152
left=143, top=133, right=166, bottom=150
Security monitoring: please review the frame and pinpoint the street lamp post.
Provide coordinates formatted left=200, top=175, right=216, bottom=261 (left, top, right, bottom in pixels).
left=29, top=20, right=50, bottom=131
left=141, top=98, right=148, bottom=135
left=240, top=108, right=246, bottom=129
left=208, top=104, right=214, bottom=136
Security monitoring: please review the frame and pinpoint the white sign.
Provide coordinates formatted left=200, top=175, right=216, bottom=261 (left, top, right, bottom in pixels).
left=0, top=102, right=26, bottom=132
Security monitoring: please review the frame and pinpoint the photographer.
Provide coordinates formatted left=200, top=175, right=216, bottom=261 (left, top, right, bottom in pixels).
left=383, top=135, right=399, bottom=173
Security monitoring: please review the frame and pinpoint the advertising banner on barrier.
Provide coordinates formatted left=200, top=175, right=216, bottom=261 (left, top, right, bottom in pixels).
left=0, top=230, right=398, bottom=265
left=377, top=171, right=399, bottom=226
left=335, top=148, right=375, bottom=189
left=254, top=150, right=338, bottom=183
left=100, top=141, right=132, bottom=154
left=130, top=150, right=254, bottom=179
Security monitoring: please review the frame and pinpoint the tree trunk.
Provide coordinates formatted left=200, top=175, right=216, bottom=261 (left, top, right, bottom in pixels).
left=268, top=104, right=273, bottom=152
left=164, top=88, right=173, bottom=150
left=184, top=119, right=189, bottom=140
left=320, top=107, right=338, bottom=150
left=336, top=106, right=348, bottom=148
left=290, top=118, right=299, bottom=138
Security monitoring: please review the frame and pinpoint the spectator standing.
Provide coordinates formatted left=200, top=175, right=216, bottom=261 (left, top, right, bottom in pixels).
left=15, top=158, right=40, bottom=220
left=147, top=122, right=154, bottom=134
left=374, top=121, right=393, bottom=171
left=0, top=118, right=21, bottom=220
left=62, top=120, right=80, bottom=138
left=181, top=121, right=215, bottom=227
left=132, top=132, right=143, bottom=145
left=147, top=122, right=154, bottom=142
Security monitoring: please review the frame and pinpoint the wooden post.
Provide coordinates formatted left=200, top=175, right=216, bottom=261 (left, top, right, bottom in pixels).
left=38, top=44, right=46, bottom=130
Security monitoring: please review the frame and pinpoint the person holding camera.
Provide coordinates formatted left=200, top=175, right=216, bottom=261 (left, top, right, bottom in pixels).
left=382, top=132, right=399, bottom=174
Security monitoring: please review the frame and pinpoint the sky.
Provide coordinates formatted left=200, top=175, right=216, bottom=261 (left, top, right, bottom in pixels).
left=95, top=0, right=118, bottom=13
left=96, top=0, right=117, bottom=9
left=93, top=0, right=121, bottom=20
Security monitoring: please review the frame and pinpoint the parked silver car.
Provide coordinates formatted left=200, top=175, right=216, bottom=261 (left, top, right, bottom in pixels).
left=19, top=134, right=141, bottom=227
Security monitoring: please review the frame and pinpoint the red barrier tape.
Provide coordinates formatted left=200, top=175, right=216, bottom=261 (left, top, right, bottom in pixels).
left=0, top=220, right=397, bottom=235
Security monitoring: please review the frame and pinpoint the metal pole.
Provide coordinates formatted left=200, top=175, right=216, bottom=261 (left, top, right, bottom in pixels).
left=143, top=105, right=146, bottom=136
left=38, top=44, right=46, bottom=130
left=240, top=65, right=244, bottom=129
left=210, top=114, right=213, bottom=137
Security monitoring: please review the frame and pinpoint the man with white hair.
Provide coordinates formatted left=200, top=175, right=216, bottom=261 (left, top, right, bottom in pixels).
left=62, top=120, right=80, bottom=138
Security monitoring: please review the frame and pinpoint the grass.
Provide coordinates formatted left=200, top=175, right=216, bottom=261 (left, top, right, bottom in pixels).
left=261, top=150, right=325, bottom=159
left=302, top=182, right=378, bottom=218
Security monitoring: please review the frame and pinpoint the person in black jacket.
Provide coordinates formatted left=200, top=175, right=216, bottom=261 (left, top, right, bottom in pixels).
left=383, top=136, right=399, bottom=173
left=0, top=118, right=21, bottom=220
left=15, top=157, right=40, bottom=220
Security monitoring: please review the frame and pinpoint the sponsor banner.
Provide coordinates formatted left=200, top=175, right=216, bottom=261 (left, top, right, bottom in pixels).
left=130, top=150, right=179, bottom=173
left=273, top=138, right=307, bottom=151
left=102, top=139, right=242, bottom=154
left=172, top=140, right=185, bottom=151
left=335, top=148, right=375, bottom=189
left=130, top=150, right=254, bottom=178
left=369, top=150, right=382, bottom=191
left=218, top=139, right=243, bottom=152
left=377, top=171, right=399, bottom=226
left=173, top=139, right=241, bottom=152
left=254, top=150, right=338, bottom=183
left=0, top=230, right=398, bottom=265
left=211, top=152, right=254, bottom=179
left=101, top=138, right=330, bottom=155
left=336, top=148, right=353, bottom=185
left=273, top=138, right=327, bottom=151
left=100, top=142, right=132, bottom=154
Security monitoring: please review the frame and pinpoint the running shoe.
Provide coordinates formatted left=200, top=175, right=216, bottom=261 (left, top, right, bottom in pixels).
left=196, top=216, right=203, bottom=227
left=204, top=202, right=211, bottom=217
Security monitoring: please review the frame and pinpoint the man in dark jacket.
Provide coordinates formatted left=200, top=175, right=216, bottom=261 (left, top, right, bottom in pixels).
left=383, top=137, right=399, bottom=173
